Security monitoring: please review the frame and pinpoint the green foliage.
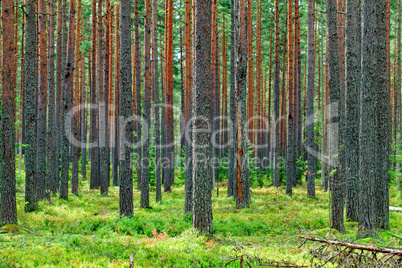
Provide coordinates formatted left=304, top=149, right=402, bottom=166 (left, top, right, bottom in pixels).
left=2, top=176, right=401, bottom=267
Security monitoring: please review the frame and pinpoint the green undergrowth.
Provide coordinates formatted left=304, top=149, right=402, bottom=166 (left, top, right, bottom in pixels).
left=1, top=170, right=401, bottom=267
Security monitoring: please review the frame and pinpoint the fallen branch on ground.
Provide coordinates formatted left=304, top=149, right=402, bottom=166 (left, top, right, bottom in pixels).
left=298, top=235, right=402, bottom=255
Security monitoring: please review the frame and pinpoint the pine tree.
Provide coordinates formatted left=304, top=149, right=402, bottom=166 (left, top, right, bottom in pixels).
left=327, top=0, right=344, bottom=233
left=141, top=0, right=152, bottom=208
left=119, top=0, right=134, bottom=218
left=228, top=0, right=238, bottom=198
left=134, top=0, right=142, bottom=190
left=165, top=0, right=174, bottom=192
left=345, top=0, right=361, bottom=222
left=47, top=0, right=58, bottom=194
left=24, top=0, right=38, bottom=212
left=272, top=0, right=281, bottom=187
left=1, top=0, right=18, bottom=225
left=60, top=0, right=76, bottom=200
left=184, top=0, right=193, bottom=211
left=306, top=0, right=315, bottom=198
left=192, top=0, right=213, bottom=234
left=285, top=0, right=295, bottom=195
left=112, top=5, right=120, bottom=187
left=37, top=0, right=48, bottom=200
left=236, top=0, right=250, bottom=209
left=90, top=0, right=100, bottom=190
left=152, top=0, right=161, bottom=202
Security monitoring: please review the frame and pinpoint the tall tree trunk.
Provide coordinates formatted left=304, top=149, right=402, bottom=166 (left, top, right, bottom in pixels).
left=90, top=0, right=99, bottom=189
left=165, top=0, right=174, bottom=192
left=285, top=0, right=295, bottom=195
left=337, top=0, right=346, bottom=184
left=306, top=0, right=315, bottom=198
left=134, top=0, right=142, bottom=190
left=280, top=16, right=288, bottom=160
left=24, top=0, right=38, bottom=211
left=184, top=0, right=193, bottom=210
left=141, top=0, right=151, bottom=208
left=228, top=0, right=238, bottom=198
left=119, top=0, right=134, bottom=217
left=152, top=0, right=161, bottom=202
left=256, top=0, right=263, bottom=170
left=98, top=0, right=108, bottom=195
left=266, top=21, right=273, bottom=168
left=272, top=0, right=281, bottom=187
left=360, top=0, right=389, bottom=233
left=247, top=0, right=254, bottom=148
left=322, top=30, right=330, bottom=192
left=236, top=0, right=250, bottom=209
left=37, top=0, right=48, bottom=200
left=102, top=0, right=111, bottom=192
left=214, top=8, right=221, bottom=184
left=396, top=0, right=402, bottom=191
left=221, top=14, right=228, bottom=161
left=80, top=50, right=87, bottom=182
left=327, top=0, right=344, bottom=233
left=71, top=0, right=82, bottom=195
left=60, top=0, right=76, bottom=200
left=47, top=0, right=58, bottom=194
left=294, top=0, right=302, bottom=185
left=192, top=0, right=213, bottom=234
left=1, top=0, right=18, bottom=224
left=112, top=5, right=120, bottom=187
left=210, top=0, right=217, bottom=189
left=180, top=10, right=185, bottom=168
left=345, top=0, right=361, bottom=222
left=386, top=0, right=391, bottom=149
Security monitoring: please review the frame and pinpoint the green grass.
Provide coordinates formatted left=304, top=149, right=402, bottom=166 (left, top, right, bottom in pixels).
left=1, top=167, right=402, bottom=267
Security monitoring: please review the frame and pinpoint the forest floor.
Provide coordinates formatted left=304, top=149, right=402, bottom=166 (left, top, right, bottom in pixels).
left=1, top=166, right=402, bottom=267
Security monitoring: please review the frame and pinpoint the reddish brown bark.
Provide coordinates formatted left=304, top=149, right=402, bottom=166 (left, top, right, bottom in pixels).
left=256, top=0, right=263, bottom=164
left=165, top=0, right=174, bottom=192
left=221, top=14, right=228, bottom=158
left=247, top=0, right=254, bottom=146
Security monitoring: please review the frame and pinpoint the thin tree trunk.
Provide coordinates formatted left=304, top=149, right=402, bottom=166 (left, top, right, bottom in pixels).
left=103, top=0, right=111, bottom=190
left=221, top=14, right=228, bottom=161
left=152, top=0, right=161, bottom=202
left=165, top=0, right=174, bottom=192
left=47, top=0, right=57, bottom=194
left=60, top=0, right=76, bottom=200
left=214, top=9, right=220, bottom=184
left=286, top=0, right=295, bottom=195
left=236, top=0, right=250, bottom=209
left=228, top=0, right=238, bottom=198
left=141, top=0, right=151, bottom=208
left=184, top=0, right=193, bottom=210
left=294, top=0, right=302, bottom=185
left=272, top=0, right=281, bottom=187
left=71, top=0, right=82, bottom=195
left=247, top=0, right=254, bottom=148
left=1, top=0, right=18, bottom=225
left=98, top=0, right=109, bottom=196
left=112, top=5, right=120, bottom=187
left=134, top=0, right=142, bottom=190
left=256, top=0, right=263, bottom=170
left=90, top=0, right=99, bottom=189
left=266, top=21, right=273, bottom=168
left=37, top=0, right=48, bottom=200
left=306, top=0, right=315, bottom=198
